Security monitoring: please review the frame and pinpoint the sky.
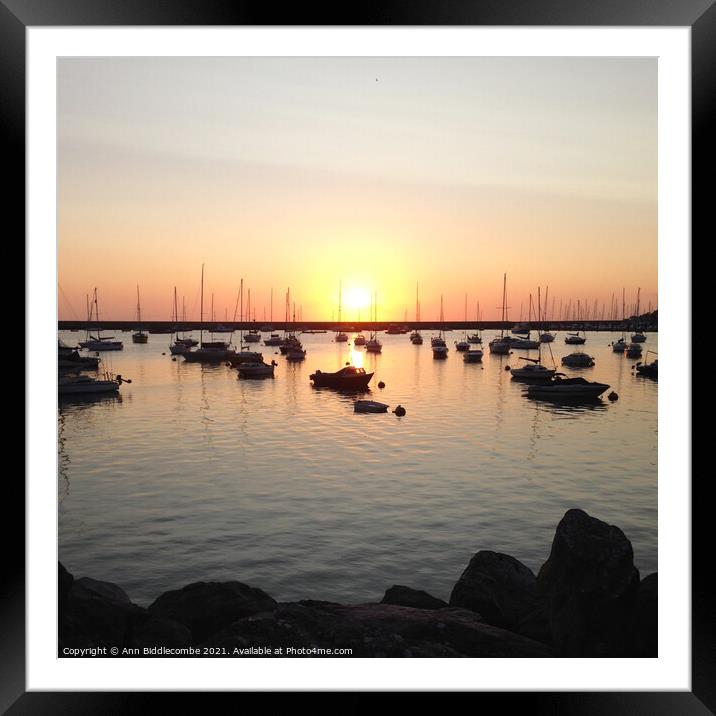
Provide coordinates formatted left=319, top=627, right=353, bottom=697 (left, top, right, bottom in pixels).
left=57, top=56, right=657, bottom=322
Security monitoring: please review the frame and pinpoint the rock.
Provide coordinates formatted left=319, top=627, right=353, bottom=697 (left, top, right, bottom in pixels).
left=449, top=551, right=538, bottom=629
left=148, top=581, right=277, bottom=644
left=128, top=615, right=192, bottom=649
left=75, top=577, right=132, bottom=605
left=381, top=585, right=448, bottom=610
left=58, top=562, right=74, bottom=607
left=634, top=572, right=658, bottom=656
left=537, top=508, right=641, bottom=656
left=513, top=605, right=552, bottom=645
left=60, top=577, right=144, bottom=650
left=203, top=602, right=552, bottom=657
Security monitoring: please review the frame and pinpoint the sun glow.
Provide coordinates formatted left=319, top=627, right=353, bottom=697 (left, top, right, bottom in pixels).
left=344, top=287, right=371, bottom=311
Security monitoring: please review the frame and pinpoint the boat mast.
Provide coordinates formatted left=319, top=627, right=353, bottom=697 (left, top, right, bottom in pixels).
left=500, top=273, right=507, bottom=338
left=199, top=264, right=204, bottom=348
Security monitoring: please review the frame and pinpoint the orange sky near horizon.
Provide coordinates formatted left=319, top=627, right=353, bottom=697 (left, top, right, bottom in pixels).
left=58, top=57, right=657, bottom=322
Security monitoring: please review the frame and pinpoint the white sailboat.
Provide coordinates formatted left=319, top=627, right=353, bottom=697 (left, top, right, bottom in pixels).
left=365, top=292, right=383, bottom=353
left=432, top=295, right=449, bottom=359
left=489, top=274, right=512, bottom=355
left=335, top=281, right=348, bottom=342
left=131, top=285, right=148, bottom=344
left=80, top=289, right=123, bottom=351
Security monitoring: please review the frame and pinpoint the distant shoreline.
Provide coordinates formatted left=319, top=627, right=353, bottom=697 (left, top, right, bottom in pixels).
left=58, top=320, right=657, bottom=332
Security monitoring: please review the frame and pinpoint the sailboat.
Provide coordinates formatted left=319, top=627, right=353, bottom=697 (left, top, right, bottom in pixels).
left=183, top=265, right=237, bottom=362
left=454, top=295, right=470, bottom=351
left=334, top=281, right=348, bottom=342
left=507, top=294, right=540, bottom=349
left=539, top=286, right=555, bottom=342
left=169, top=288, right=194, bottom=354
left=631, top=288, right=647, bottom=342
left=132, top=286, right=148, bottom=344
left=284, top=301, right=307, bottom=360
left=611, top=288, right=628, bottom=353
left=244, top=290, right=261, bottom=342
left=467, top=300, right=482, bottom=345
left=79, top=289, right=123, bottom=351
left=227, top=279, right=265, bottom=365
left=511, top=289, right=556, bottom=379
left=489, top=274, right=512, bottom=355
left=432, top=296, right=449, bottom=359
left=410, top=283, right=423, bottom=345
left=565, top=301, right=587, bottom=345
left=365, top=292, right=383, bottom=353
left=264, top=288, right=283, bottom=345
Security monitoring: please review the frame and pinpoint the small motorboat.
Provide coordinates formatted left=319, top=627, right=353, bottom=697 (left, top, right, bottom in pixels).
left=526, top=376, right=610, bottom=399
left=561, top=352, right=595, bottom=368
left=236, top=360, right=276, bottom=378
left=510, top=358, right=556, bottom=380
left=169, top=342, right=192, bottom=355
left=285, top=347, right=307, bottom=361
left=310, top=365, right=373, bottom=390
left=489, top=337, right=512, bottom=355
left=279, top=336, right=303, bottom=354
left=505, top=336, right=540, bottom=349
left=611, top=337, right=628, bottom=353
left=432, top=344, right=448, bottom=359
left=264, top=333, right=283, bottom=346
left=353, top=333, right=367, bottom=346
left=80, top=336, right=124, bottom=351
left=564, top=332, right=586, bottom=345
left=635, top=355, right=658, bottom=379
left=183, top=342, right=237, bottom=363
left=227, top=349, right=264, bottom=366
left=58, top=373, right=127, bottom=395
left=539, top=332, right=555, bottom=343
left=463, top=347, right=484, bottom=363
left=354, top=400, right=389, bottom=413
left=58, top=341, right=100, bottom=370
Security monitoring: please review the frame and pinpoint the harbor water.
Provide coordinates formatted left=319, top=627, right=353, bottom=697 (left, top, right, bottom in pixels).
left=58, top=330, right=657, bottom=606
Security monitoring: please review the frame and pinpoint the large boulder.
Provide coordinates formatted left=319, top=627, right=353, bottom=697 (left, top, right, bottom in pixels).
left=381, top=585, right=448, bottom=610
left=449, top=551, right=539, bottom=629
left=59, top=576, right=145, bottom=650
left=537, top=509, right=641, bottom=656
left=202, top=602, right=552, bottom=657
left=148, top=581, right=277, bottom=644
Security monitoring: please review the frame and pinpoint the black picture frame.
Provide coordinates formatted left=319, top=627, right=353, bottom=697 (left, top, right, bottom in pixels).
left=9, top=0, right=703, bottom=711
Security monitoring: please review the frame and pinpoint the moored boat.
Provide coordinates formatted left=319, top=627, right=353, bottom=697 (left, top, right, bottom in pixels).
left=236, top=360, right=276, bottom=378
left=526, top=376, right=610, bottom=399
left=354, top=399, right=389, bottom=413
left=310, top=365, right=373, bottom=390
left=561, top=352, right=595, bottom=368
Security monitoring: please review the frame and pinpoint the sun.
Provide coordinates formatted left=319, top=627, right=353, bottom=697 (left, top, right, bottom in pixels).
left=345, top=287, right=370, bottom=311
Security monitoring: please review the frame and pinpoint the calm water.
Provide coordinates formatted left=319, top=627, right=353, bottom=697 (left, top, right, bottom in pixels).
left=58, top=329, right=657, bottom=606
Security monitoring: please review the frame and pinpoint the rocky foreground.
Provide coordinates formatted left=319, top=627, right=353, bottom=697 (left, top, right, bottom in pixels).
left=59, top=509, right=657, bottom=657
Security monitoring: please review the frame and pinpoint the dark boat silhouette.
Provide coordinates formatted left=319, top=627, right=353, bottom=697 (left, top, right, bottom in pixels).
left=310, top=365, right=373, bottom=390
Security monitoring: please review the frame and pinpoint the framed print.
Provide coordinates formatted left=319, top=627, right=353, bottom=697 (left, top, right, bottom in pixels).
left=10, top=0, right=704, bottom=711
